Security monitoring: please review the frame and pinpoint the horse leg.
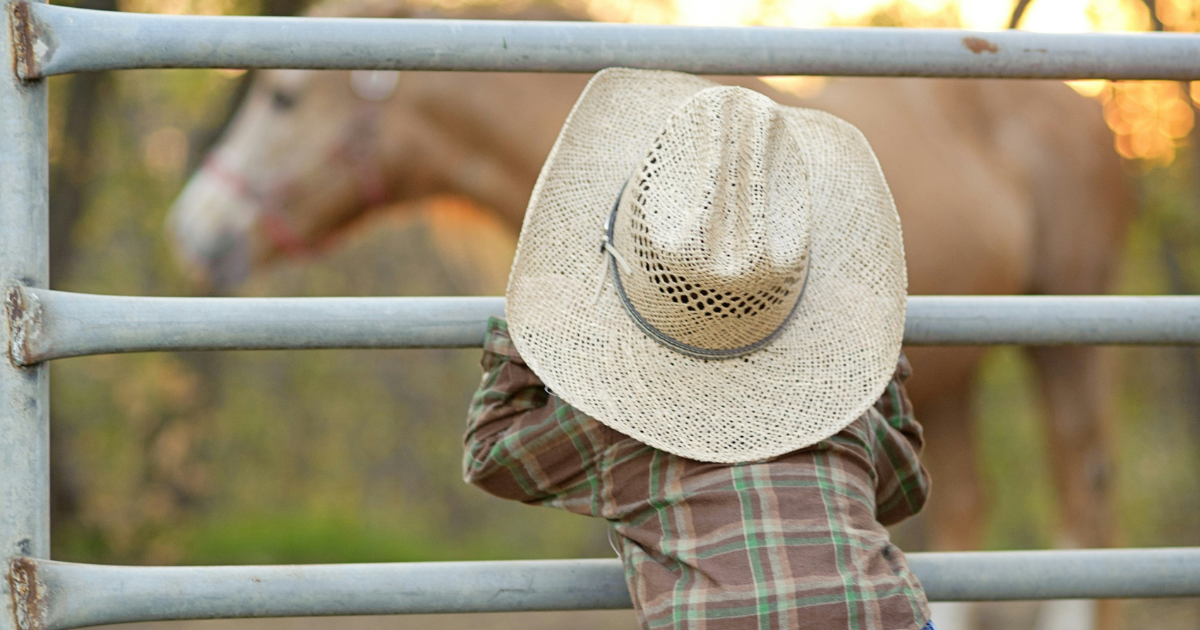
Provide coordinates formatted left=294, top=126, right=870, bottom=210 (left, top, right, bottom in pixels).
left=906, top=347, right=987, bottom=630
left=921, top=384, right=985, bottom=630
left=1027, top=345, right=1118, bottom=630
left=904, top=347, right=988, bottom=552
left=920, top=382, right=986, bottom=552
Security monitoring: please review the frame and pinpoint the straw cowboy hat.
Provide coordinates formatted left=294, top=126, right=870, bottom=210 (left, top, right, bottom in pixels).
left=506, top=68, right=907, bottom=463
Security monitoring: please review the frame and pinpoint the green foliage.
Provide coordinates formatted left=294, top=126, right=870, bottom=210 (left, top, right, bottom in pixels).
left=974, top=346, right=1057, bottom=551
left=1111, top=149, right=1200, bottom=548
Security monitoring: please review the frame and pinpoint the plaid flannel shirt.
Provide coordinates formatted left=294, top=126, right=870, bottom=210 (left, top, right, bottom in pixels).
left=464, top=318, right=932, bottom=630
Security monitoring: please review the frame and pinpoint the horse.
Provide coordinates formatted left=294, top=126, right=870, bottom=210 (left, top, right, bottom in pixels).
left=166, top=2, right=1133, bottom=628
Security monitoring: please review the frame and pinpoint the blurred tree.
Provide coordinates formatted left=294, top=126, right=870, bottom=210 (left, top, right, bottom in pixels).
left=1008, top=0, right=1033, bottom=28
left=47, top=0, right=118, bottom=540
left=1138, top=0, right=1200, bottom=444
left=47, top=0, right=314, bottom=556
left=48, top=0, right=116, bottom=286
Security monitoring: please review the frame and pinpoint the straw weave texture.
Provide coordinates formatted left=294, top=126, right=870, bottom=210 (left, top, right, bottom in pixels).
left=507, top=69, right=906, bottom=463
left=614, top=85, right=812, bottom=353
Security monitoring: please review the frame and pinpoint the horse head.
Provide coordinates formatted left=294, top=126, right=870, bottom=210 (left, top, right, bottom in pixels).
left=167, top=66, right=415, bottom=289
left=168, top=0, right=584, bottom=290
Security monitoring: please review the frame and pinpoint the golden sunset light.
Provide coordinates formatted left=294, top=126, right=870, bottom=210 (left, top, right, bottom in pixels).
left=592, top=0, right=1196, bottom=163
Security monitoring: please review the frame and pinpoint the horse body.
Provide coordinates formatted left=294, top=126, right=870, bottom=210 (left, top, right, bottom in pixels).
left=167, top=13, right=1132, bottom=566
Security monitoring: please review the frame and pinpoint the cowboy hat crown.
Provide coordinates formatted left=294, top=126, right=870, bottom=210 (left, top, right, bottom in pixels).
left=608, top=86, right=813, bottom=358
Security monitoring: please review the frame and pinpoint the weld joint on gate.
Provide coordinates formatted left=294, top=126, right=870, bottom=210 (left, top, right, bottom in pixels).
left=5, top=285, right=41, bottom=367
left=8, top=1, right=43, bottom=81
left=6, top=558, right=47, bottom=630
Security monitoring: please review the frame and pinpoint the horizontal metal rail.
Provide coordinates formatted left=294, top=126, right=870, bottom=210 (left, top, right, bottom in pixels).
left=6, top=288, right=1200, bottom=365
left=9, top=549, right=1200, bottom=629
left=902, top=295, right=1200, bottom=344
left=13, top=2, right=1200, bottom=80
left=3, top=288, right=506, bottom=365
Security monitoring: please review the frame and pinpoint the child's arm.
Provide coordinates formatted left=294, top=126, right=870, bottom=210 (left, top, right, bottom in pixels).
left=461, top=317, right=608, bottom=516
left=872, top=353, right=932, bottom=526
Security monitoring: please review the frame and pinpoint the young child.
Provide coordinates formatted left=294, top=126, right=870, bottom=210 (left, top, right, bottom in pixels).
left=463, top=68, right=932, bottom=630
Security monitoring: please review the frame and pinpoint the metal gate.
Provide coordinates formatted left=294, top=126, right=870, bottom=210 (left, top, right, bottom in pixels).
left=4, top=2, right=1200, bottom=628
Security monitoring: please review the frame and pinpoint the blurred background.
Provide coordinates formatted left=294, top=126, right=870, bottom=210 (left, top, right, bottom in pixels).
left=42, top=0, right=1200, bottom=628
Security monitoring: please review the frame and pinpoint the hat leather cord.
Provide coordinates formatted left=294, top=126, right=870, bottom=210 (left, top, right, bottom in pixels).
left=601, top=180, right=811, bottom=361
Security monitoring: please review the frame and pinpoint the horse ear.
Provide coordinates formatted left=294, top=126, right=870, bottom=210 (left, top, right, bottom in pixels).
left=350, top=71, right=401, bottom=102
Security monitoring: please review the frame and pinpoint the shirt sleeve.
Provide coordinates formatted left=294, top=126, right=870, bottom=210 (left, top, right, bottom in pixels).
left=871, top=353, right=932, bottom=526
left=461, top=317, right=610, bottom=517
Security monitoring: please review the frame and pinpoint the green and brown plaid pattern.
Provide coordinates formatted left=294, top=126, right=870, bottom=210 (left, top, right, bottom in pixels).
left=464, top=318, right=932, bottom=630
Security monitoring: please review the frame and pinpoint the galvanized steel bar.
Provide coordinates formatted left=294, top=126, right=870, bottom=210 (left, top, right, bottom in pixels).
left=0, top=2, right=50, bottom=630
left=902, top=295, right=1200, bottom=345
left=8, top=289, right=1200, bottom=365
left=31, top=559, right=630, bottom=629
left=7, top=289, right=508, bottom=365
left=15, top=548, right=1200, bottom=629
left=16, top=2, right=1200, bottom=80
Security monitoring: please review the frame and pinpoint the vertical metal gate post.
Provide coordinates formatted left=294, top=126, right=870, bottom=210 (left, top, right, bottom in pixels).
left=1, top=1, right=49, bottom=628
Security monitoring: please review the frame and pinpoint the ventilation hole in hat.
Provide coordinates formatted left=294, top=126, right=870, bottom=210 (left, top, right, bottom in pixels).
left=671, top=296, right=679, bottom=303
left=680, top=295, right=689, bottom=304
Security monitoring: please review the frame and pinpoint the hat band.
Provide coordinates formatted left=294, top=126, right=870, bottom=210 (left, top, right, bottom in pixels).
left=603, top=184, right=810, bottom=361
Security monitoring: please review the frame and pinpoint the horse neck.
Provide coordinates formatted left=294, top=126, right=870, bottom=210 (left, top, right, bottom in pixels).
left=378, top=72, right=590, bottom=232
